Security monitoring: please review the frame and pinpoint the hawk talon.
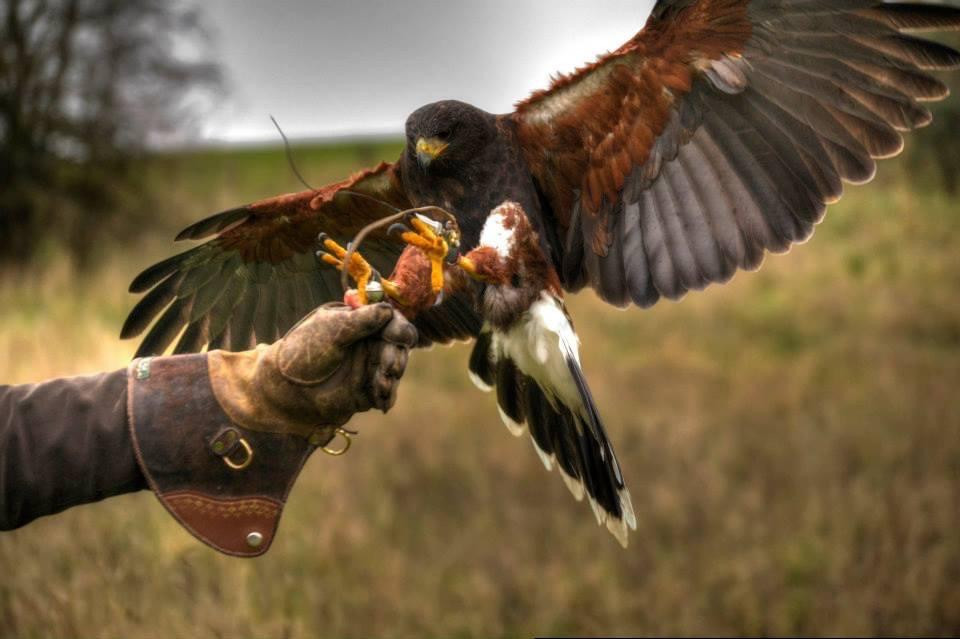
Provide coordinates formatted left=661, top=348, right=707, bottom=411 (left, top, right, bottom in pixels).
left=391, top=213, right=456, bottom=296
left=387, top=222, right=410, bottom=237
left=315, top=235, right=375, bottom=304
left=317, top=235, right=409, bottom=306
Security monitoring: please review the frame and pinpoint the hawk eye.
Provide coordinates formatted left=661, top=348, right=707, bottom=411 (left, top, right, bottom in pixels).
left=510, top=273, right=521, bottom=288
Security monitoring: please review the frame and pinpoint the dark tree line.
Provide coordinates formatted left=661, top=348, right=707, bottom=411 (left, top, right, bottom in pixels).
left=0, top=0, right=221, bottom=266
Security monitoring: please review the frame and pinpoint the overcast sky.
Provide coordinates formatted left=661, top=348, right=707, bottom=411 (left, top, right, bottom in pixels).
left=194, top=1, right=657, bottom=143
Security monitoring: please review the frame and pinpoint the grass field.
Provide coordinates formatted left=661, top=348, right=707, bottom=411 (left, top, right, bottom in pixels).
left=1, top=139, right=959, bottom=638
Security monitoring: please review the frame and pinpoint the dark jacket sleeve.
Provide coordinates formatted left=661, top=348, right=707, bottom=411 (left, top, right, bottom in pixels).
left=0, top=369, right=146, bottom=530
left=1, top=356, right=323, bottom=557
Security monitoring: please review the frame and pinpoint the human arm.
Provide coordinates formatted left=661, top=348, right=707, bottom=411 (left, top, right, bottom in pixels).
left=0, top=303, right=416, bottom=556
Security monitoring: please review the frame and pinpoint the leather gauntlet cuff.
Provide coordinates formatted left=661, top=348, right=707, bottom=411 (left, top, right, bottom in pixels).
left=127, top=354, right=328, bottom=557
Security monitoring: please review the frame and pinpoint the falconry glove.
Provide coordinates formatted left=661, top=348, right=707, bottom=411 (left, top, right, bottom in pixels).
left=127, top=303, right=417, bottom=557
left=207, top=302, right=416, bottom=443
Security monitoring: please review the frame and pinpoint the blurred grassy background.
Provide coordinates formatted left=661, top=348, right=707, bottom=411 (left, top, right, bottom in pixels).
left=1, top=139, right=959, bottom=638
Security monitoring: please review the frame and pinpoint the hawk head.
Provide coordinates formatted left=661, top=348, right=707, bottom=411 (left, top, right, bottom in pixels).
left=405, top=100, right=497, bottom=172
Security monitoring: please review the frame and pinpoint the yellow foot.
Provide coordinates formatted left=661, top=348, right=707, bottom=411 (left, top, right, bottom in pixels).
left=317, top=233, right=407, bottom=306
left=390, top=214, right=453, bottom=296
left=317, top=234, right=375, bottom=305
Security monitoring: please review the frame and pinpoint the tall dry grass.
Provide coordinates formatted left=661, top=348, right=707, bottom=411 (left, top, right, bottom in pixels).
left=1, top=142, right=958, bottom=638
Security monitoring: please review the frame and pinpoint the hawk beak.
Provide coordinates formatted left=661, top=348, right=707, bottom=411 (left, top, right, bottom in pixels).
left=416, top=137, right=448, bottom=168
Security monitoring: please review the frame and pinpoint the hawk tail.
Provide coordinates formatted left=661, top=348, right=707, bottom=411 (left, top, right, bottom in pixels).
left=469, top=333, right=637, bottom=547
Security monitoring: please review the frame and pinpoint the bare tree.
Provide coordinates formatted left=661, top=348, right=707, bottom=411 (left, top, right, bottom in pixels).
left=0, top=0, right=222, bottom=266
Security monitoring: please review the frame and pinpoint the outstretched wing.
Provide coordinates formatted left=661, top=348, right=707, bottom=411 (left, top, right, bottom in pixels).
left=513, top=0, right=960, bottom=307
left=122, top=161, right=480, bottom=356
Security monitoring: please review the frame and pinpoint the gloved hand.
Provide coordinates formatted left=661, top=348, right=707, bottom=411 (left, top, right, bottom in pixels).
left=207, top=302, right=417, bottom=443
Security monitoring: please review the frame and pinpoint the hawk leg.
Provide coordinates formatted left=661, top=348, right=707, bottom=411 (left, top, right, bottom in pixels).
left=390, top=215, right=450, bottom=296
left=316, top=234, right=403, bottom=305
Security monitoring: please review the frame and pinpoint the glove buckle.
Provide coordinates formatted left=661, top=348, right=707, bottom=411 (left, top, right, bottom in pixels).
left=320, top=428, right=352, bottom=457
left=210, top=428, right=255, bottom=471
left=222, top=437, right=254, bottom=470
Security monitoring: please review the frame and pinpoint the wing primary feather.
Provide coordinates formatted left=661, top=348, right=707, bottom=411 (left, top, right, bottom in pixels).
left=135, top=298, right=190, bottom=358
left=174, top=316, right=209, bottom=355
left=768, top=32, right=936, bottom=71
left=851, top=33, right=960, bottom=70
left=304, top=271, right=327, bottom=309
left=748, top=68, right=875, bottom=166
left=700, top=112, right=800, bottom=251
left=758, top=51, right=932, bottom=130
left=764, top=12, right=900, bottom=38
left=289, top=271, right=316, bottom=317
left=188, top=276, right=229, bottom=324
left=661, top=156, right=725, bottom=287
left=822, top=137, right=878, bottom=185
left=844, top=58, right=950, bottom=101
left=690, top=127, right=770, bottom=269
left=120, top=271, right=185, bottom=339
left=274, top=279, right=302, bottom=339
left=712, top=96, right=825, bottom=231
left=128, top=247, right=198, bottom=293
left=673, top=147, right=740, bottom=283
left=208, top=325, right=230, bottom=351
left=827, top=106, right=905, bottom=159
left=253, top=281, right=278, bottom=345
left=620, top=197, right=660, bottom=308
left=204, top=276, right=247, bottom=349
left=860, top=4, right=960, bottom=32
left=640, top=181, right=680, bottom=299
left=561, top=203, right=587, bottom=291
left=742, top=88, right=844, bottom=203
left=596, top=202, right=630, bottom=307
left=174, top=207, right=250, bottom=242
left=173, top=257, right=226, bottom=298
left=751, top=57, right=890, bottom=130
left=316, top=269, right=342, bottom=307
left=228, top=283, right=259, bottom=351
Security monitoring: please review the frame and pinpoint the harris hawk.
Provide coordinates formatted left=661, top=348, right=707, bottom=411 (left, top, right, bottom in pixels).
left=122, top=0, right=960, bottom=546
